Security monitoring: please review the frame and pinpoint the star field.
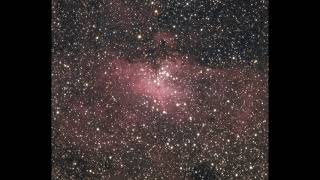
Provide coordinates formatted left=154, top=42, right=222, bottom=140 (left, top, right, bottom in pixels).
left=52, top=0, right=268, bottom=179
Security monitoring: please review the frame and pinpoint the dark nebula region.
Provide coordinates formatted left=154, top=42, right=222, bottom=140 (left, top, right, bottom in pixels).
left=52, top=0, right=268, bottom=179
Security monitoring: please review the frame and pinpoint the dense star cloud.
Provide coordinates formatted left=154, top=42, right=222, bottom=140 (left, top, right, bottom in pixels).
left=52, top=0, right=268, bottom=179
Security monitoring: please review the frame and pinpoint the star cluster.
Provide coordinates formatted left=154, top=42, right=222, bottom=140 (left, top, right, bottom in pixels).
left=52, top=0, right=268, bottom=179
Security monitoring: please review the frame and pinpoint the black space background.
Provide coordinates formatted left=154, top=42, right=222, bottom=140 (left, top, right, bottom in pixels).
left=1, top=0, right=316, bottom=179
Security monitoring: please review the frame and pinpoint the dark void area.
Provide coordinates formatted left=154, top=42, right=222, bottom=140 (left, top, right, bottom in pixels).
left=190, top=162, right=221, bottom=180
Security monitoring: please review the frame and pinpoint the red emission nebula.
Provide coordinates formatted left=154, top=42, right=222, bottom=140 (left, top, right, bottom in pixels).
left=54, top=48, right=267, bottom=179
left=52, top=0, right=268, bottom=178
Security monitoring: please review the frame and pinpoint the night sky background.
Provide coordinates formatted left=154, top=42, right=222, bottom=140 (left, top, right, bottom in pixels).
left=52, top=0, right=268, bottom=179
